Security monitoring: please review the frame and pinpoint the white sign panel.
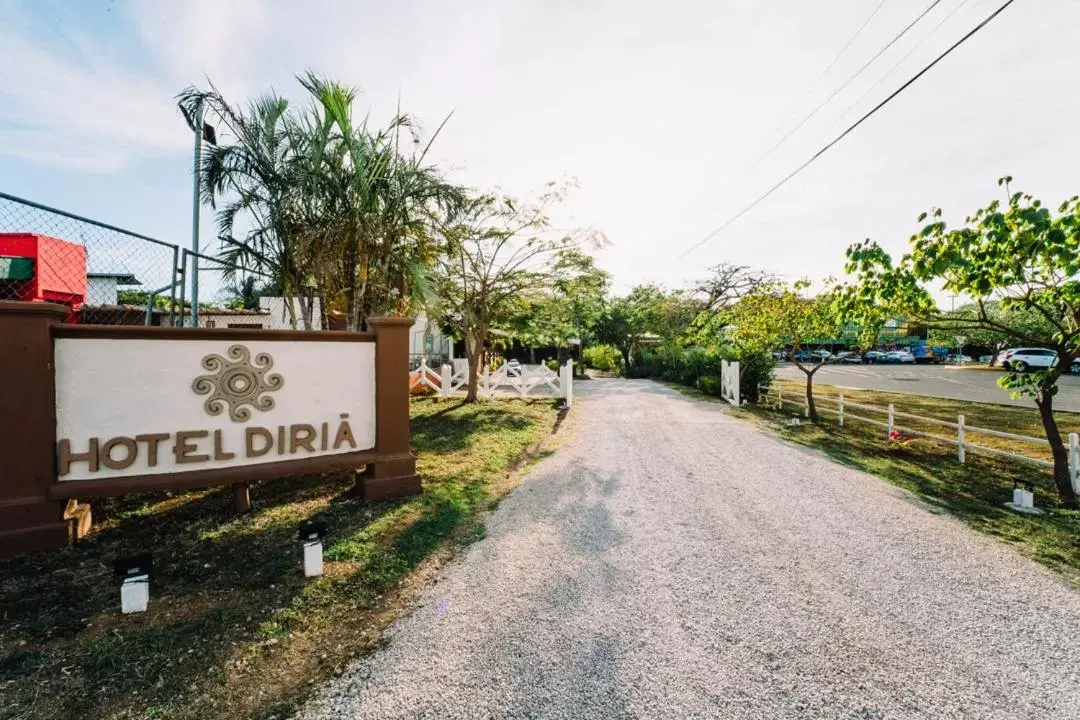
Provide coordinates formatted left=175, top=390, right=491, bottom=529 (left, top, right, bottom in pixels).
left=55, top=339, right=376, bottom=481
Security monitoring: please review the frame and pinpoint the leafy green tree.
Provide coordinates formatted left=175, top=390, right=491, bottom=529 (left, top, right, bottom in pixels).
left=732, top=281, right=844, bottom=421
left=840, top=177, right=1080, bottom=506
left=594, top=285, right=699, bottom=368
left=504, top=250, right=610, bottom=361
left=593, top=296, right=635, bottom=368
left=546, top=249, right=610, bottom=348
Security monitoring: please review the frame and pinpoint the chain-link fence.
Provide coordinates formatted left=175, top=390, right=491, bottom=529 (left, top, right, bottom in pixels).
left=0, top=191, right=183, bottom=325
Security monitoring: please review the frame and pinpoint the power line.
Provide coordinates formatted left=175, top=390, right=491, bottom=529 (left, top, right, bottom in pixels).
left=798, top=0, right=891, bottom=103
left=749, top=0, right=890, bottom=173
left=729, top=0, right=943, bottom=190
left=680, top=0, right=1017, bottom=259
left=838, top=0, right=974, bottom=127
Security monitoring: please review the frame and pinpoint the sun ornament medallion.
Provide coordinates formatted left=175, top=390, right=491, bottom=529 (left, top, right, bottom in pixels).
left=191, top=345, right=284, bottom=422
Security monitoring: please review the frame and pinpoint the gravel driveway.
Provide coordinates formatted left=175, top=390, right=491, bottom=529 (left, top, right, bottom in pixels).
left=297, top=379, right=1080, bottom=719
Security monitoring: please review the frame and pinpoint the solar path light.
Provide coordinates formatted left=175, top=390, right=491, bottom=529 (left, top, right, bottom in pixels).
left=299, top=520, right=327, bottom=577
left=114, top=553, right=152, bottom=614
left=1012, top=481, right=1035, bottom=510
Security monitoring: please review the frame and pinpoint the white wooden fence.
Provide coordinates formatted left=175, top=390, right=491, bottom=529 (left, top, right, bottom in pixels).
left=410, top=359, right=573, bottom=406
left=760, top=385, right=1080, bottom=493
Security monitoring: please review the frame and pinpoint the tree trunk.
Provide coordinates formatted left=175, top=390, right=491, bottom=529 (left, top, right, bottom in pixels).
left=300, top=294, right=314, bottom=331
left=284, top=275, right=299, bottom=330
left=795, top=361, right=820, bottom=422
left=347, top=287, right=362, bottom=332
left=1036, top=386, right=1078, bottom=508
left=465, top=330, right=483, bottom=403
left=804, top=370, right=818, bottom=422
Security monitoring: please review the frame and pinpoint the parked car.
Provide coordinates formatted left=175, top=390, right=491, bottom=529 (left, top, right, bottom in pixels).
left=507, top=359, right=522, bottom=375
left=883, top=350, right=915, bottom=364
left=999, top=348, right=1057, bottom=373
left=793, top=349, right=831, bottom=363
left=862, top=350, right=885, bottom=364
left=772, top=350, right=789, bottom=361
left=835, top=351, right=863, bottom=364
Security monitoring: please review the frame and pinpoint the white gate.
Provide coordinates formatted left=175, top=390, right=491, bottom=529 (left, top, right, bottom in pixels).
left=720, top=360, right=740, bottom=406
left=409, top=360, right=573, bottom=406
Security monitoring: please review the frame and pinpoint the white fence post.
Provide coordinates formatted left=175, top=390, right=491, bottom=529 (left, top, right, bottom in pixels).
left=732, top=361, right=740, bottom=406
left=440, top=364, right=453, bottom=398
left=957, top=414, right=966, bottom=464
left=1070, top=432, right=1079, bottom=494
left=887, top=403, right=895, bottom=438
left=838, top=393, right=844, bottom=427
left=777, top=385, right=783, bottom=410
left=562, top=360, right=574, bottom=408
left=959, top=414, right=967, bottom=464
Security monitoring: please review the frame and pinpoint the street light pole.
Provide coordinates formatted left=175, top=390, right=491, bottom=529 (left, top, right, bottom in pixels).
left=190, top=103, right=204, bottom=327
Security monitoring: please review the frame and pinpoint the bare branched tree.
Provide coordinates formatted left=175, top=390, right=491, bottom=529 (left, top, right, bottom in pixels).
left=435, top=185, right=600, bottom=401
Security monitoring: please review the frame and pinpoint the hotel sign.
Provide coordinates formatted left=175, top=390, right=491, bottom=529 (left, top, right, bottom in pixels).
left=54, top=339, right=376, bottom=482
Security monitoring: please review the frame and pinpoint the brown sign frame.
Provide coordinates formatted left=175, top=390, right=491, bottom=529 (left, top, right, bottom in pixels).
left=0, top=301, right=420, bottom=556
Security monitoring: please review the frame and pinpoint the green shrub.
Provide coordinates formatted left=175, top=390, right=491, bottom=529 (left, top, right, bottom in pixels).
left=582, top=344, right=623, bottom=373
left=697, top=375, right=721, bottom=395
left=544, top=358, right=560, bottom=372
left=625, top=345, right=775, bottom=402
left=732, top=350, right=776, bottom=403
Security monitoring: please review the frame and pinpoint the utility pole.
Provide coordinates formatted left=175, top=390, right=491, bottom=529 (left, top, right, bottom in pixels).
left=190, top=102, right=204, bottom=327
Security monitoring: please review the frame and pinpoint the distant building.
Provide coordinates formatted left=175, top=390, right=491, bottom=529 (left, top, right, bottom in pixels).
left=181, top=307, right=272, bottom=329
left=86, top=272, right=141, bottom=306
left=259, top=296, right=323, bottom=330
left=409, top=313, right=453, bottom=366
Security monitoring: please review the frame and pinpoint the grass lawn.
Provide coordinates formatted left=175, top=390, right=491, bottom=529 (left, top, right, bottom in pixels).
left=0, top=397, right=563, bottom=720
left=737, top=379, right=1080, bottom=586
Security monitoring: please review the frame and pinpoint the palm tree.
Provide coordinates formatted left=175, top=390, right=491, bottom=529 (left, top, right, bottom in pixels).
left=177, top=74, right=465, bottom=331
left=291, top=74, right=466, bottom=329
left=177, top=85, right=317, bottom=328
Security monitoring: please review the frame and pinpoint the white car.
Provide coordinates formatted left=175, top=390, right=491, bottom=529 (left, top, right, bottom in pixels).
left=999, top=348, right=1057, bottom=373
left=506, top=359, right=522, bottom=376
left=884, top=350, right=915, bottom=364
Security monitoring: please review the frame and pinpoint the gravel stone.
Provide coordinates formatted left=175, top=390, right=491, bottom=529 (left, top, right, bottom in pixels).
left=296, top=379, right=1080, bottom=719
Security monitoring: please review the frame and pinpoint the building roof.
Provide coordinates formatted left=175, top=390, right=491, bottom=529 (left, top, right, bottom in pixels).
left=87, top=272, right=142, bottom=285
left=180, top=307, right=271, bottom=316
left=80, top=304, right=166, bottom=313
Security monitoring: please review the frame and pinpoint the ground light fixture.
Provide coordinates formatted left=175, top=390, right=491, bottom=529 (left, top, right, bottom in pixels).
left=114, top=553, right=153, bottom=614
left=1012, top=481, right=1035, bottom=510
left=299, top=520, right=327, bottom=577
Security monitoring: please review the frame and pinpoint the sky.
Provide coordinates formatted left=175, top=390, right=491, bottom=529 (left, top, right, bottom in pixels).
left=0, top=0, right=1077, bottom=302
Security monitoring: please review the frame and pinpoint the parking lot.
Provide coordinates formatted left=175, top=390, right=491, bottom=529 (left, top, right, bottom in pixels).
left=775, top=362, right=1080, bottom=413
